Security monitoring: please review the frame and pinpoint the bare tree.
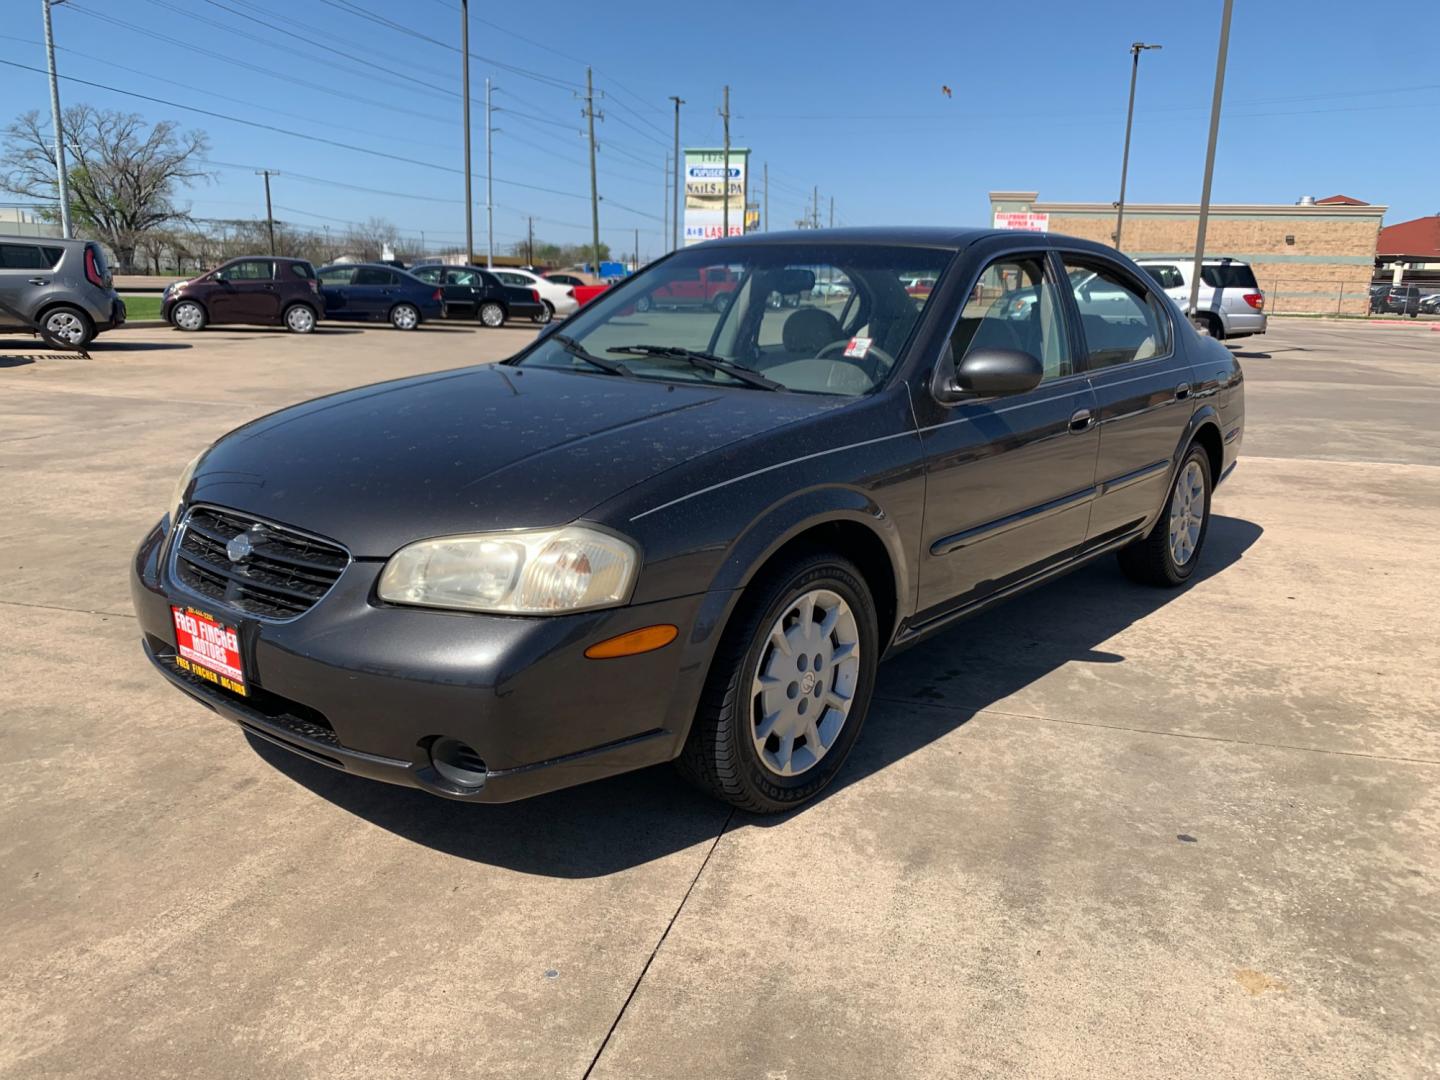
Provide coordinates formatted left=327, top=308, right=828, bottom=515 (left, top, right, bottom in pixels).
left=343, top=217, right=400, bottom=262
left=0, top=106, right=211, bottom=272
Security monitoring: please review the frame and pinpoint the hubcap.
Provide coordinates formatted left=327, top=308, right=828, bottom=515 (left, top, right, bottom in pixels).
left=750, top=588, right=860, bottom=778
left=175, top=304, right=202, bottom=330
left=46, top=311, right=83, bottom=343
left=393, top=306, right=417, bottom=329
left=1168, top=460, right=1206, bottom=566
left=481, top=305, right=503, bottom=327
left=288, top=306, right=314, bottom=331
left=535, top=304, right=553, bottom=324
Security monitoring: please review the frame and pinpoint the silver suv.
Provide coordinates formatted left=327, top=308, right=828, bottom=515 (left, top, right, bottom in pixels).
left=1136, top=257, right=1266, bottom=340
left=0, top=234, right=125, bottom=347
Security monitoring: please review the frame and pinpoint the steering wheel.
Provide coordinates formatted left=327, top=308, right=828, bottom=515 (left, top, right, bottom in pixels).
left=816, top=337, right=897, bottom=381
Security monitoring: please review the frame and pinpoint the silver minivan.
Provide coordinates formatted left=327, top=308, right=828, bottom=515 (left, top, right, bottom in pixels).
left=1137, top=257, right=1266, bottom=340
left=0, top=234, right=125, bottom=347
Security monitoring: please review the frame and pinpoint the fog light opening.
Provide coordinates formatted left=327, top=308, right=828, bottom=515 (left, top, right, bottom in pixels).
left=429, top=737, right=487, bottom=789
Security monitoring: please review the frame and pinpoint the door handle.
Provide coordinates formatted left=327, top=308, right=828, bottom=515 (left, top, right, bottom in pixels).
left=1069, top=408, right=1094, bottom=433
left=1175, top=382, right=1191, bottom=400
left=28, top=277, right=50, bottom=286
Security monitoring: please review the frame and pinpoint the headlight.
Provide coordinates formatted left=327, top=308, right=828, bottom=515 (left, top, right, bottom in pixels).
left=169, top=450, right=204, bottom=519
left=377, top=526, right=638, bottom=615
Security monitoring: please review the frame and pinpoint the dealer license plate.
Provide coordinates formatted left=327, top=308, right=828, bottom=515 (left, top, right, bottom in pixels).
left=170, top=605, right=247, bottom=697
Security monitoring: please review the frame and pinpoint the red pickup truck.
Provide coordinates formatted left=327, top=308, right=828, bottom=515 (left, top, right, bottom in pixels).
left=634, top=266, right=738, bottom=313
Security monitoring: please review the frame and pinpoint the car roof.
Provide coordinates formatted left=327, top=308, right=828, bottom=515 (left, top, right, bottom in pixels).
left=1134, top=256, right=1252, bottom=265
left=0, top=233, right=85, bottom=246
left=701, top=226, right=996, bottom=250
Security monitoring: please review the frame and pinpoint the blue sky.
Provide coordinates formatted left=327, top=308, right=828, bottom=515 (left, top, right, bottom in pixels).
left=1, top=0, right=1434, bottom=260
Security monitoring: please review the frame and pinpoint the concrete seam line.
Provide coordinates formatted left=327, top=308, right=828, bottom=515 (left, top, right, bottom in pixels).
left=873, top=694, right=1440, bottom=767
left=0, top=598, right=137, bottom=620
left=580, top=806, right=736, bottom=1079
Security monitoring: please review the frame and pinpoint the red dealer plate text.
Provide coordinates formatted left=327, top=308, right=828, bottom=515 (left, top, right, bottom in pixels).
left=171, top=605, right=247, bottom=696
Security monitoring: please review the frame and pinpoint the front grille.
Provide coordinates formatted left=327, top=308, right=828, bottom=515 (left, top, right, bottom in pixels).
left=173, top=506, right=348, bottom=619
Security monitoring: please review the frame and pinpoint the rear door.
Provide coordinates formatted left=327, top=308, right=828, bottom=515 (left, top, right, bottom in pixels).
left=1058, top=251, right=1192, bottom=544
left=443, top=268, right=481, bottom=316
left=913, top=245, right=1100, bottom=618
left=0, top=241, right=58, bottom=327
left=318, top=265, right=356, bottom=316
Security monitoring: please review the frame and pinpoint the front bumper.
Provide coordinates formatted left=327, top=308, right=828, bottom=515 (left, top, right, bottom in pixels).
left=131, top=518, right=731, bottom=802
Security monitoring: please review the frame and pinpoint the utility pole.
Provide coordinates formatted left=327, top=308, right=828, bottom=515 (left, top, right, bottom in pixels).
left=526, top=216, right=534, bottom=266
left=460, top=0, right=473, bottom=262
left=42, top=0, right=73, bottom=238
left=485, top=76, right=494, bottom=268
left=584, top=66, right=602, bottom=274
left=763, top=162, right=768, bottom=232
left=668, top=95, right=684, bottom=250
left=829, top=195, right=834, bottom=229
left=1115, top=41, right=1162, bottom=250
left=633, top=227, right=639, bottom=270
left=662, top=151, right=669, bottom=249
left=255, top=169, right=277, bottom=255
left=812, top=186, right=819, bottom=229
left=719, top=85, right=731, bottom=239
left=1187, top=0, right=1234, bottom=320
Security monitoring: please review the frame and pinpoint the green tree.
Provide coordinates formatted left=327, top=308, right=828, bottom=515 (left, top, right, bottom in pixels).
left=0, top=105, right=210, bottom=272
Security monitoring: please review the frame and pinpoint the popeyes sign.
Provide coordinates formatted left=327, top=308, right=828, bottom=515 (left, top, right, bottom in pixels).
left=993, top=212, right=1050, bottom=232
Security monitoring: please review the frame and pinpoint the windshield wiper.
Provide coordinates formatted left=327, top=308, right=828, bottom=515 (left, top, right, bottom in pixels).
left=605, top=344, right=785, bottom=391
left=553, top=333, right=632, bottom=377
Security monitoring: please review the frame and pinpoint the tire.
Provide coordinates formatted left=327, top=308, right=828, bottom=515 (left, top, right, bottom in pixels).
left=389, top=303, right=419, bottom=330
left=634, top=295, right=652, bottom=314
left=676, top=550, right=879, bottom=813
left=479, top=302, right=505, bottom=328
left=171, top=300, right=206, bottom=332
left=41, top=304, right=94, bottom=348
left=1202, top=312, right=1224, bottom=340
left=283, top=303, right=317, bottom=334
left=711, top=293, right=731, bottom=314
left=1117, top=443, right=1213, bottom=587
left=533, top=301, right=554, bottom=325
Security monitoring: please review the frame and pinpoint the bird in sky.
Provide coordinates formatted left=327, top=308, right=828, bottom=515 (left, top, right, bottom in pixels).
left=941, top=85, right=952, bottom=98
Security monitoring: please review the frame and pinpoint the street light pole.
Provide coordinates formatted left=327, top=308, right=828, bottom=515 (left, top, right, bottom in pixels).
left=41, top=0, right=73, bottom=238
left=668, top=96, right=684, bottom=250
left=1115, top=41, right=1161, bottom=251
left=485, top=76, right=494, bottom=268
left=1187, top=0, right=1234, bottom=319
left=460, top=0, right=473, bottom=263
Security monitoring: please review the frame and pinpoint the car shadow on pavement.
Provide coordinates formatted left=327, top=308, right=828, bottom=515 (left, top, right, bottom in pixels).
left=251, top=514, right=1263, bottom=878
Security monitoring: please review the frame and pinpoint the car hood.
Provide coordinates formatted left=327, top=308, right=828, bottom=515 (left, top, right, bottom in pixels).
left=189, top=364, right=840, bottom=556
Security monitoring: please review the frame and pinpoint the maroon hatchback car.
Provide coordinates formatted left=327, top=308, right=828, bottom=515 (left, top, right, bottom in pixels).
left=162, top=256, right=323, bottom=333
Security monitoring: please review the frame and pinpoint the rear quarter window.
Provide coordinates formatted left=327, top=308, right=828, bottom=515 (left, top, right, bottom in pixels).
left=1200, top=264, right=1258, bottom=289
left=288, top=262, right=315, bottom=279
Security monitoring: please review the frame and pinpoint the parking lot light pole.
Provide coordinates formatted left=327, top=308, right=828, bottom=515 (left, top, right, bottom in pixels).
left=42, top=0, right=73, bottom=238
left=1114, top=41, right=1161, bottom=251
left=668, top=96, right=683, bottom=250
left=460, top=0, right=473, bottom=263
left=1187, top=0, right=1234, bottom=319
left=485, top=76, right=494, bottom=269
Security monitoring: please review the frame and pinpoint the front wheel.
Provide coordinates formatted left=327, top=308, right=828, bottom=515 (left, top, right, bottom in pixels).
left=677, top=551, right=879, bottom=813
left=634, top=295, right=653, bottom=314
left=171, top=300, right=206, bottom=332
left=1117, top=443, right=1212, bottom=587
left=389, top=303, right=419, bottom=330
left=284, top=304, right=316, bottom=334
left=478, top=302, right=505, bottom=328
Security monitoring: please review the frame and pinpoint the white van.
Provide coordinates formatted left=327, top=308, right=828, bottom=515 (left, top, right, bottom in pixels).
left=1136, top=258, right=1266, bottom=340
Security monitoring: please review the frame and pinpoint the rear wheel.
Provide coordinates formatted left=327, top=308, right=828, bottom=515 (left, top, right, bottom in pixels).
left=635, top=295, right=653, bottom=314
left=710, top=293, right=731, bottom=314
left=41, top=305, right=94, bottom=347
left=532, top=301, right=554, bottom=324
left=1202, top=312, right=1224, bottom=340
left=284, top=303, right=316, bottom=334
left=389, top=302, right=419, bottom=330
left=171, top=300, right=206, bottom=332
left=677, top=551, right=878, bottom=813
left=1117, top=443, right=1212, bottom=587
left=479, top=302, right=505, bottom=328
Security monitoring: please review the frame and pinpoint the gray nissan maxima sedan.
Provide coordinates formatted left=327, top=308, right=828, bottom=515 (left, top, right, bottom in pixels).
left=132, top=228, right=1244, bottom=813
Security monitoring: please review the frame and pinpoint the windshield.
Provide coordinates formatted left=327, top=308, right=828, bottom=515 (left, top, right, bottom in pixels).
left=514, top=243, right=954, bottom=396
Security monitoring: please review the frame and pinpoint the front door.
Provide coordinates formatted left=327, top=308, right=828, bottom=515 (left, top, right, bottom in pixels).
left=443, top=268, right=481, bottom=317
left=1057, top=253, right=1195, bottom=543
left=209, top=259, right=279, bottom=323
left=913, top=250, right=1100, bottom=620
left=349, top=266, right=399, bottom=318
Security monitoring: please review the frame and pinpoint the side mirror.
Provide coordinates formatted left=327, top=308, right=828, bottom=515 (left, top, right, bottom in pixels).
left=933, top=344, right=1044, bottom=403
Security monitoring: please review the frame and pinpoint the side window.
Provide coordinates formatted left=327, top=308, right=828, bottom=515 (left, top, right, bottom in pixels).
left=1143, top=264, right=1183, bottom=290
left=318, top=267, right=354, bottom=285
left=951, top=254, right=1073, bottom=383
left=496, top=271, right=527, bottom=287
left=1061, top=258, right=1169, bottom=369
left=217, top=260, right=273, bottom=281
left=446, top=269, right=477, bottom=286
left=353, top=267, right=397, bottom=286
left=0, top=244, right=48, bottom=269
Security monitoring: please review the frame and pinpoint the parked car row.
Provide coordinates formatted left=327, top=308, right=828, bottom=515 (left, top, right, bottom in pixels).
left=1369, top=283, right=1428, bottom=317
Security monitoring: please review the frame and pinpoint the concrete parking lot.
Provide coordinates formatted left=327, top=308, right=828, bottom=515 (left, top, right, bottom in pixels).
left=2, top=316, right=1437, bottom=1078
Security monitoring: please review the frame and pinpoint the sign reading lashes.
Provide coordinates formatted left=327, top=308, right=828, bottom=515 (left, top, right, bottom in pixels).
left=683, top=147, right=750, bottom=246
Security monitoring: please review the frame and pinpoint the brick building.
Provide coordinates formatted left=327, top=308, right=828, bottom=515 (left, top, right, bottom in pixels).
left=989, top=191, right=1387, bottom=315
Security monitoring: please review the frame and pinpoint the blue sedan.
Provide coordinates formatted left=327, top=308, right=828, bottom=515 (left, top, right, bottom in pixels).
left=316, top=263, right=445, bottom=330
